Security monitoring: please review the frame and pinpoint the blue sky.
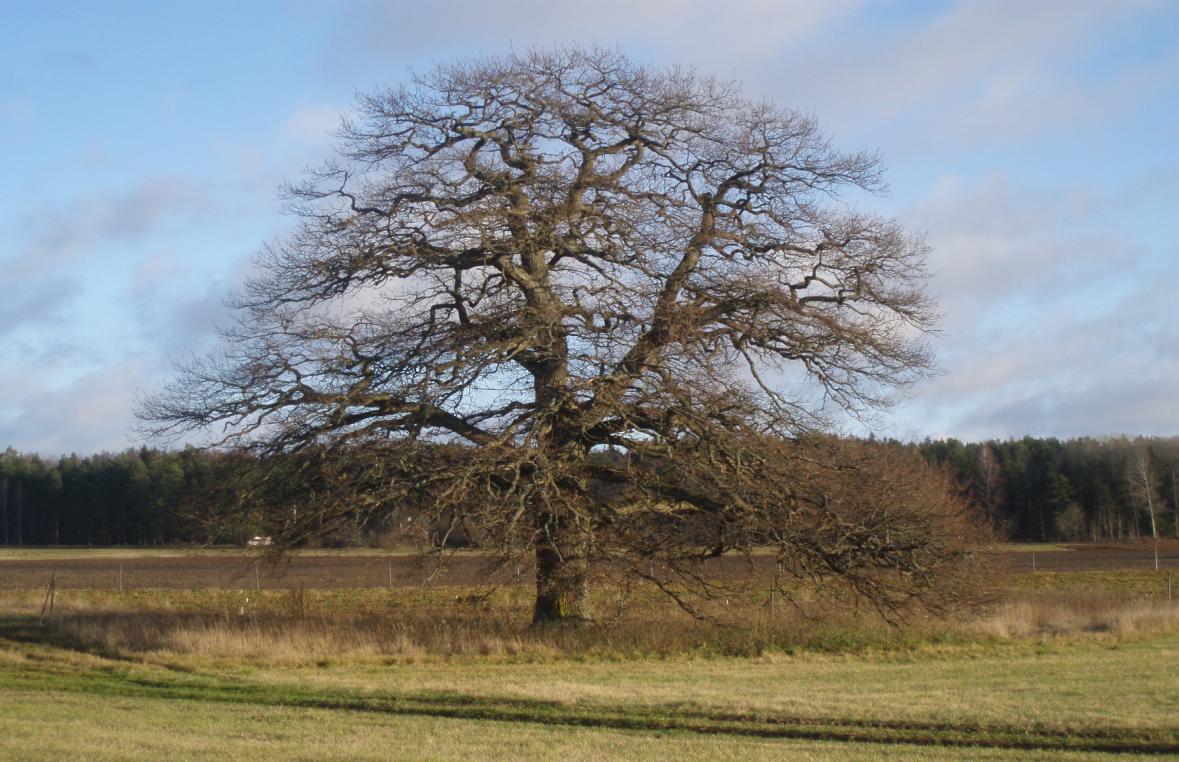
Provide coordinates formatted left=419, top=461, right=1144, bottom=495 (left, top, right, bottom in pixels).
left=2, top=0, right=1178, bottom=454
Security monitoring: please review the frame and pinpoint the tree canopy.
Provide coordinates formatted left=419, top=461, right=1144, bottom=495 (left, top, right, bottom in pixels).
left=140, top=48, right=976, bottom=623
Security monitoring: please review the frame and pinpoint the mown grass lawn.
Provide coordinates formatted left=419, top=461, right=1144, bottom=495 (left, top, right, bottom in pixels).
left=2, top=629, right=1177, bottom=758
left=3, top=561, right=1179, bottom=758
left=243, top=636, right=1179, bottom=733
left=1, top=687, right=1137, bottom=762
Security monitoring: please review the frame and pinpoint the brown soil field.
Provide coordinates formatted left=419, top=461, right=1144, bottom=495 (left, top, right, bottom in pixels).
left=1001, top=540, right=1179, bottom=573
left=0, top=553, right=510, bottom=591
left=1, top=541, right=1177, bottom=591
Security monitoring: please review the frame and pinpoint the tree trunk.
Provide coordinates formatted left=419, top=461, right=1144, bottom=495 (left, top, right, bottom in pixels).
left=1145, top=488, right=1158, bottom=541
left=532, top=514, right=589, bottom=625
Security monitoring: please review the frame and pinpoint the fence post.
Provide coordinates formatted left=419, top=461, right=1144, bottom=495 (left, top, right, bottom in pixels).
left=769, top=561, right=780, bottom=619
left=118, top=563, right=124, bottom=592
left=1032, top=552, right=1036, bottom=573
left=388, top=558, right=393, bottom=589
left=39, top=571, right=56, bottom=625
left=254, top=561, right=261, bottom=591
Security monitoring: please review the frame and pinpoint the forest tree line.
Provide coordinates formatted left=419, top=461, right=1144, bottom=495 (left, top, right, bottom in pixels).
left=917, top=436, right=1179, bottom=541
left=1, top=435, right=1177, bottom=547
left=0, top=447, right=226, bottom=546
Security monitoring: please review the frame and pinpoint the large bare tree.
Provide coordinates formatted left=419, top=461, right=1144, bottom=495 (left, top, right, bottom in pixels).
left=141, top=48, right=979, bottom=623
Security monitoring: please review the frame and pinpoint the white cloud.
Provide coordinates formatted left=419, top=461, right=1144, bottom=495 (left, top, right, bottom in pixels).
left=5, top=3, right=1179, bottom=452
left=889, top=239, right=1179, bottom=439
left=904, top=173, right=1123, bottom=322
left=329, top=0, right=866, bottom=75
left=0, top=276, right=77, bottom=339
left=763, top=0, right=1177, bottom=150
left=0, top=359, right=155, bottom=455
left=4, top=176, right=210, bottom=277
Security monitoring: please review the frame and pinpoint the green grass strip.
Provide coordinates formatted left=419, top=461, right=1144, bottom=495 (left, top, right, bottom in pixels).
left=2, top=645, right=1175, bottom=755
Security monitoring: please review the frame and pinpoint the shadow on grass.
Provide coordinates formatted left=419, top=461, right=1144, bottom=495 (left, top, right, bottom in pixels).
left=1, top=613, right=1176, bottom=756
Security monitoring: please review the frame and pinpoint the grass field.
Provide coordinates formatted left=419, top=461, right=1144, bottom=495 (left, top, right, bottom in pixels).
left=3, top=549, right=1179, bottom=758
left=2, top=690, right=1145, bottom=761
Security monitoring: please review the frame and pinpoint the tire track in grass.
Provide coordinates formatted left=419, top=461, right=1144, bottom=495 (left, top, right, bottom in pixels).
left=2, top=651, right=1176, bottom=755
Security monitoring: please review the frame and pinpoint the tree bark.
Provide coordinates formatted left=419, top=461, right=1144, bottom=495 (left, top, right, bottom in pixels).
left=532, top=514, right=589, bottom=625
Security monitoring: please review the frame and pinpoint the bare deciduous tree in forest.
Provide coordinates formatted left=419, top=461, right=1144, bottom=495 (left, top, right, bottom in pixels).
left=975, top=443, right=1004, bottom=529
left=140, top=48, right=982, bottom=623
left=1127, top=445, right=1161, bottom=549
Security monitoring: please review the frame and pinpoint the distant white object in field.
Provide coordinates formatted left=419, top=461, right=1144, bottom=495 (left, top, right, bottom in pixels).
left=247, top=536, right=272, bottom=547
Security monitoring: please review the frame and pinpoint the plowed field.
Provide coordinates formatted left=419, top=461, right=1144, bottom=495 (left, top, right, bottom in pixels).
left=1, top=541, right=1177, bottom=590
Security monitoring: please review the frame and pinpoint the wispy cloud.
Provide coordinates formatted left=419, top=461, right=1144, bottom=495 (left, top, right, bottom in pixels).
left=328, top=0, right=865, bottom=74
left=5, top=176, right=209, bottom=277
left=0, top=276, right=77, bottom=338
left=2, top=2, right=1178, bottom=452
left=892, top=208, right=1179, bottom=440
left=767, top=0, right=1177, bottom=149
left=906, top=173, right=1119, bottom=321
left=0, top=360, right=151, bottom=455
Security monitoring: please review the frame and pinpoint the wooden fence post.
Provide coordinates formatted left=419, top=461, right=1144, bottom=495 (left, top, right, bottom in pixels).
left=769, top=561, right=780, bottom=619
left=39, top=571, right=56, bottom=625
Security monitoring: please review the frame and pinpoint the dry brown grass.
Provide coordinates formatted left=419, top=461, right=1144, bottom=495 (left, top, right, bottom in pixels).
left=3, top=576, right=1177, bottom=666
left=975, top=592, right=1179, bottom=639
